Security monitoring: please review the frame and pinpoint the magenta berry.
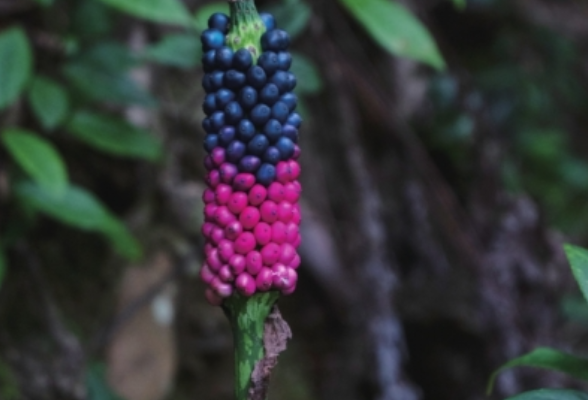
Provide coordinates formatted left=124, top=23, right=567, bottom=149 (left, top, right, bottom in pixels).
left=279, top=243, right=296, bottom=265
left=211, top=147, right=226, bottom=166
left=214, top=205, right=235, bottom=227
left=277, top=201, right=293, bottom=222
left=261, top=242, right=281, bottom=265
left=207, top=248, right=223, bottom=271
left=271, top=221, right=287, bottom=244
left=234, top=232, right=256, bottom=254
left=248, top=184, right=267, bottom=206
left=229, top=254, right=247, bottom=275
left=219, top=265, right=235, bottom=282
left=239, top=206, right=261, bottom=229
left=260, top=200, right=279, bottom=223
left=203, top=188, right=215, bottom=203
left=236, top=273, right=256, bottom=296
left=199, top=263, right=215, bottom=284
left=225, top=220, right=243, bottom=240
left=218, top=239, right=235, bottom=262
left=233, top=173, right=256, bottom=191
left=253, top=222, right=272, bottom=246
left=267, top=182, right=285, bottom=202
left=255, top=267, right=273, bottom=291
left=215, top=183, right=233, bottom=204
left=227, top=192, right=248, bottom=214
left=246, top=250, right=263, bottom=275
left=219, top=162, right=239, bottom=184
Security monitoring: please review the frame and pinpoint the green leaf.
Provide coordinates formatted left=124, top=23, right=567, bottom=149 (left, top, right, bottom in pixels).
left=339, top=0, right=445, bottom=70
left=0, top=27, right=33, bottom=110
left=266, top=0, right=311, bottom=39
left=67, top=111, right=162, bottom=161
left=452, top=0, right=466, bottom=10
left=290, top=52, right=323, bottom=95
left=193, top=2, right=229, bottom=32
left=1, top=129, right=68, bottom=196
left=565, top=245, right=588, bottom=305
left=28, top=76, right=70, bottom=130
left=86, top=364, right=124, bottom=400
left=143, top=33, right=201, bottom=68
left=505, top=389, right=588, bottom=400
left=15, top=182, right=142, bottom=260
left=97, top=0, right=191, bottom=26
left=487, top=347, right=588, bottom=395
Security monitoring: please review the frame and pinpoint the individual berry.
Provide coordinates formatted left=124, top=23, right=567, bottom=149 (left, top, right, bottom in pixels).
left=203, top=94, right=216, bottom=115
left=210, top=225, right=225, bottom=245
left=218, top=265, right=234, bottom=282
left=293, top=144, right=301, bottom=160
left=233, top=49, right=253, bottom=71
left=258, top=52, right=279, bottom=75
left=248, top=184, right=267, bottom=206
left=275, top=137, right=295, bottom=160
left=225, top=101, right=244, bottom=124
left=278, top=201, right=293, bottom=222
left=210, top=111, right=226, bottom=131
left=202, top=73, right=214, bottom=93
left=246, top=65, right=267, bottom=88
left=238, top=86, right=258, bottom=110
left=238, top=155, right=261, bottom=172
left=208, top=13, right=230, bottom=33
left=246, top=251, right=263, bottom=275
left=218, top=239, right=235, bottom=262
left=260, top=200, right=278, bottom=223
left=277, top=52, right=292, bottom=70
left=237, top=119, right=256, bottom=142
left=205, top=169, right=221, bottom=188
left=204, top=203, right=217, bottom=222
left=211, top=147, right=225, bottom=166
left=262, top=146, right=281, bottom=165
left=214, top=46, right=234, bottom=69
left=247, top=134, right=269, bottom=156
left=259, top=84, right=280, bottom=105
left=239, top=206, right=261, bottom=229
left=214, top=205, right=235, bottom=227
left=270, top=71, right=289, bottom=93
left=234, top=232, right=256, bottom=254
left=226, top=140, right=246, bottom=163
left=280, top=93, right=297, bottom=111
left=219, top=163, right=238, bottom=184
left=201, top=222, right=214, bottom=238
left=229, top=254, right=247, bottom=275
left=261, top=242, right=281, bottom=265
left=255, top=267, right=273, bottom=291
left=202, top=188, right=215, bottom=204
left=236, top=273, right=256, bottom=296
left=224, top=69, right=246, bottom=90
left=259, top=12, right=276, bottom=30
left=291, top=203, right=301, bottom=224
left=287, top=112, right=302, bottom=128
left=254, top=222, right=272, bottom=246
left=271, top=263, right=288, bottom=289
left=264, top=119, right=282, bottom=143
left=202, top=118, right=213, bottom=133
left=285, top=72, right=297, bottom=91
left=215, top=88, right=235, bottom=109
left=233, top=173, right=256, bottom=191
left=218, top=126, right=236, bottom=146
left=204, top=155, right=215, bottom=171
left=250, top=104, right=271, bottom=126
left=267, top=182, right=285, bottom=202
left=209, top=71, right=225, bottom=90
left=199, top=263, right=215, bottom=284
left=261, top=29, right=290, bottom=52
left=227, top=192, right=248, bottom=214
left=225, top=220, right=243, bottom=240
left=271, top=101, right=290, bottom=123
left=207, top=248, right=223, bottom=271
left=256, top=163, right=276, bottom=186
left=202, top=49, right=217, bottom=71
left=279, top=243, right=296, bottom=265
left=271, top=221, right=287, bottom=244
left=285, top=221, right=298, bottom=244
left=283, top=182, right=300, bottom=203
left=289, top=254, right=301, bottom=269
left=288, top=160, right=301, bottom=180
left=212, top=277, right=233, bottom=297
left=215, top=183, right=232, bottom=204
left=282, top=124, right=298, bottom=143
left=203, top=134, right=219, bottom=152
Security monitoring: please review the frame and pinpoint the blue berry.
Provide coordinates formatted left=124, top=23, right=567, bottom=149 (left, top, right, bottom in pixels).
left=219, top=126, right=236, bottom=146
left=247, top=134, right=269, bottom=156
left=202, top=73, right=213, bottom=93
left=264, top=119, right=282, bottom=143
left=250, top=104, right=271, bottom=126
left=277, top=52, right=292, bottom=70
left=208, top=13, right=230, bottom=34
left=258, top=52, right=279, bottom=75
left=204, top=134, right=219, bottom=152
left=224, top=70, right=246, bottom=90
left=261, top=29, right=290, bottom=52
left=260, top=13, right=276, bottom=30
left=238, top=119, right=256, bottom=142
left=201, top=29, right=225, bottom=51
left=256, top=163, right=276, bottom=186
left=246, top=66, right=267, bottom=88
left=286, top=72, right=297, bottom=91
left=215, top=89, right=235, bottom=109
left=270, top=71, right=289, bottom=93
left=202, top=118, right=213, bottom=133
left=280, top=93, right=297, bottom=111
left=259, top=83, right=280, bottom=105
left=202, top=50, right=216, bottom=72
left=224, top=101, right=244, bottom=124
left=210, top=111, right=225, bottom=132
left=271, top=101, right=289, bottom=123
left=239, top=155, right=261, bottom=172
left=214, top=47, right=234, bottom=69
left=286, top=112, right=302, bottom=128
left=233, top=49, right=253, bottom=71
left=282, top=124, right=299, bottom=143
left=238, top=86, right=258, bottom=110
left=209, top=71, right=224, bottom=90
left=262, top=146, right=281, bottom=165
left=275, top=137, right=295, bottom=159
left=203, top=94, right=216, bottom=115
left=226, top=140, right=246, bottom=163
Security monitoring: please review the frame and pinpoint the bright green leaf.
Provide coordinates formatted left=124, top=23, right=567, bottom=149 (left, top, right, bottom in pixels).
left=1, top=129, right=68, bottom=196
left=339, top=0, right=445, bottom=70
left=266, top=0, right=311, bottom=39
left=87, top=364, right=125, bottom=400
left=97, top=0, right=191, bottom=26
left=15, top=182, right=142, bottom=260
left=28, top=76, right=70, bottom=130
left=67, top=111, right=162, bottom=161
left=487, top=347, right=588, bottom=395
left=143, top=34, right=201, bottom=68
left=290, top=52, right=323, bottom=94
left=505, top=389, right=588, bottom=400
left=193, top=2, right=229, bottom=32
left=0, top=27, right=33, bottom=110
left=565, top=244, right=588, bottom=305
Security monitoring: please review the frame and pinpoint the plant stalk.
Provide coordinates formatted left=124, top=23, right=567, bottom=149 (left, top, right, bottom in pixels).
left=226, top=0, right=265, bottom=60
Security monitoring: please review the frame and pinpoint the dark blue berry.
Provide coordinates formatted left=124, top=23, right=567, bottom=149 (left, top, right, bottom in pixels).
left=280, top=93, right=297, bottom=111
left=219, top=126, right=236, bottom=146
left=270, top=71, right=289, bottom=93
left=247, top=134, right=269, bottom=156
left=246, top=66, right=267, bottom=89
left=226, top=140, right=246, bottom=163
left=285, top=72, right=297, bottom=91
left=238, top=119, right=256, bottom=142
left=202, top=50, right=216, bottom=72
left=259, top=83, right=280, bottom=105
left=282, top=124, right=299, bottom=143
left=208, top=13, right=230, bottom=34
left=286, top=112, right=302, bottom=128
left=210, top=111, right=225, bottom=132
left=224, top=101, right=243, bottom=124
left=261, top=29, right=290, bottom=52
left=204, top=134, right=219, bottom=152
left=262, top=146, right=281, bottom=165
left=201, top=29, right=225, bottom=51
left=238, top=86, right=258, bottom=110
left=224, top=70, right=246, bottom=90
left=238, top=155, right=261, bottom=172
left=215, top=89, right=235, bottom=109
left=233, top=49, right=253, bottom=71
left=277, top=52, right=292, bottom=70
left=271, top=101, right=289, bottom=123
left=256, top=163, right=276, bottom=186
left=259, top=13, right=276, bottom=30
left=264, top=119, right=282, bottom=143
left=258, top=52, right=280, bottom=75
left=202, top=118, right=213, bottom=133
left=210, top=71, right=224, bottom=90
left=203, top=94, right=216, bottom=115
left=202, top=73, right=213, bottom=93
left=275, top=137, right=295, bottom=159
left=214, top=47, right=234, bottom=69
left=250, top=104, right=271, bottom=126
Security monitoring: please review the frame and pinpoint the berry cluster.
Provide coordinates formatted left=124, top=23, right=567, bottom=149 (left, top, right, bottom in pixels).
left=200, top=11, right=302, bottom=305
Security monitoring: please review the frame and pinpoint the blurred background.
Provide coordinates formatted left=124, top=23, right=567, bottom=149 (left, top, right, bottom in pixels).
left=2, top=0, right=588, bottom=399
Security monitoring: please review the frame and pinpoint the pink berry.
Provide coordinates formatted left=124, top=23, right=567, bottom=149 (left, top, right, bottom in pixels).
left=233, top=173, right=255, bottom=191
left=201, top=222, right=215, bottom=238
left=288, top=160, right=301, bottom=180
left=253, top=222, right=272, bottom=246
left=234, top=232, right=256, bottom=254
left=267, top=182, right=285, bottom=203
left=291, top=204, right=301, bottom=224
left=204, top=156, right=215, bottom=171
left=199, top=263, right=215, bottom=284
left=205, top=170, right=220, bottom=188
left=212, top=277, right=233, bottom=297
left=293, top=145, right=301, bottom=160
left=255, top=267, right=273, bottom=291
left=214, top=205, right=235, bottom=227
left=281, top=282, right=297, bottom=295
left=246, top=251, right=263, bottom=275
left=219, top=163, right=238, bottom=184
left=211, top=147, right=226, bottom=166
left=210, top=226, right=225, bottom=245
left=239, top=206, right=261, bottom=230
left=202, top=188, right=215, bottom=204
left=227, top=192, right=248, bottom=215
left=207, top=248, right=223, bottom=271
left=292, top=181, right=301, bottom=192
left=229, top=254, right=246, bottom=275
left=205, top=288, right=223, bottom=306
left=260, top=200, right=278, bottom=223
left=224, top=220, right=243, bottom=240
left=271, top=263, right=288, bottom=289
left=277, top=201, right=293, bottom=223
left=204, top=242, right=215, bottom=257
left=275, top=162, right=290, bottom=183
left=261, top=243, right=281, bottom=265
left=283, top=182, right=300, bottom=203
left=204, top=203, right=217, bottom=222
left=215, top=184, right=232, bottom=205
left=218, top=239, right=234, bottom=262
left=236, top=273, right=256, bottom=296
left=293, top=233, right=301, bottom=248
left=279, top=243, right=296, bottom=265
left=289, top=254, right=301, bottom=269
left=218, top=265, right=234, bottom=282
left=285, top=222, right=298, bottom=244
left=271, top=221, right=287, bottom=244
left=248, top=184, right=267, bottom=206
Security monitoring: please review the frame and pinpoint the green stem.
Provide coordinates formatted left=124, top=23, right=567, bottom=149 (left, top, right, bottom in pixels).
left=223, top=292, right=280, bottom=400
left=226, top=0, right=266, bottom=60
